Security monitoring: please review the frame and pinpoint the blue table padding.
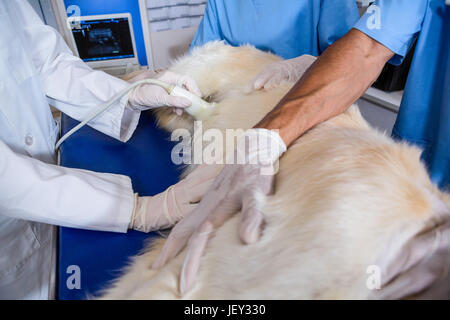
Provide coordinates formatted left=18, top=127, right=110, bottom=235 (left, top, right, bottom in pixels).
left=58, top=111, right=182, bottom=299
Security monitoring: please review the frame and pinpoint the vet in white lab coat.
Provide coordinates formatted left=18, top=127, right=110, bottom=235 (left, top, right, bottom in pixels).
left=0, top=0, right=141, bottom=299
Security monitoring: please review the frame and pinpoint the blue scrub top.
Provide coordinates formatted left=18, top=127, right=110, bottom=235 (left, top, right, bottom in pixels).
left=190, top=0, right=360, bottom=59
left=355, top=0, right=450, bottom=190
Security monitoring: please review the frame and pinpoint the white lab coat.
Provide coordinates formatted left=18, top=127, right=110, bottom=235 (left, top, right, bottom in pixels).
left=0, top=0, right=142, bottom=299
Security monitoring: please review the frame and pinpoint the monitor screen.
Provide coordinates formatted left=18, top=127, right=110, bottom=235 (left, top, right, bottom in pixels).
left=71, top=17, right=135, bottom=62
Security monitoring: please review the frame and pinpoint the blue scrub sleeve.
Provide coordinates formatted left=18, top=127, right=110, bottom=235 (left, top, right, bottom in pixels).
left=318, top=0, right=360, bottom=53
left=354, top=0, right=428, bottom=65
left=190, top=0, right=223, bottom=50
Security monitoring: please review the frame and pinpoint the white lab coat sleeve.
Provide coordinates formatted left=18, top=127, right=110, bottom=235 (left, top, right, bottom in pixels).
left=0, top=140, right=134, bottom=233
left=13, top=0, right=140, bottom=142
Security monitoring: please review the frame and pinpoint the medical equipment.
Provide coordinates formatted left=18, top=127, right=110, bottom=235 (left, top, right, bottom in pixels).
left=55, top=79, right=216, bottom=150
left=67, top=14, right=140, bottom=76
left=170, top=85, right=217, bottom=120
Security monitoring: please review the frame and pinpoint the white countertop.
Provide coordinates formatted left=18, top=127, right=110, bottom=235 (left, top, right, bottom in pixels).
left=362, top=87, right=403, bottom=113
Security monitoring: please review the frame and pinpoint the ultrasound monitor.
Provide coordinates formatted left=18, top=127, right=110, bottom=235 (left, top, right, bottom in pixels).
left=68, top=13, right=139, bottom=73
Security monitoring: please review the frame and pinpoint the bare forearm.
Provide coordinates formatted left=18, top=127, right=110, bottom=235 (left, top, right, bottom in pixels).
left=256, top=29, right=394, bottom=146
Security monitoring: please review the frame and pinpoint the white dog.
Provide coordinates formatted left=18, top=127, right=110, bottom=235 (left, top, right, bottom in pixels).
left=100, top=42, right=450, bottom=299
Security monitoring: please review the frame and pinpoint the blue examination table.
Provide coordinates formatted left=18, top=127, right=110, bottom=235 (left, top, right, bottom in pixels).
left=57, top=111, right=182, bottom=299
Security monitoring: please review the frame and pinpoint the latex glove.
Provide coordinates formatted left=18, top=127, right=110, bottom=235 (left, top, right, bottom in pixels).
left=152, top=129, right=287, bottom=295
left=372, top=206, right=450, bottom=299
left=128, top=71, right=202, bottom=115
left=247, top=54, right=317, bottom=91
left=130, top=164, right=223, bottom=233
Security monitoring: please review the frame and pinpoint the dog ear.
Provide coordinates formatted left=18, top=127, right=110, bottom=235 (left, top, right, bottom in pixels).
left=370, top=202, right=450, bottom=300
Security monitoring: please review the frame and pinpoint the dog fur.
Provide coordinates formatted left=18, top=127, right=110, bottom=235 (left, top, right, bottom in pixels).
left=100, top=42, right=450, bottom=299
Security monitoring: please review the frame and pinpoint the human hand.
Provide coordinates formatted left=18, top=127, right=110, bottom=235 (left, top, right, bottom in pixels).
left=128, top=71, right=202, bottom=115
left=152, top=129, right=287, bottom=295
left=247, top=54, right=317, bottom=91
left=130, top=164, right=222, bottom=233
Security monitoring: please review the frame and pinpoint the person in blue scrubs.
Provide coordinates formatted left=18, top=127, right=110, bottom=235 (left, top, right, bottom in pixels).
left=190, top=0, right=360, bottom=59
left=355, top=0, right=450, bottom=190
left=155, top=0, right=450, bottom=298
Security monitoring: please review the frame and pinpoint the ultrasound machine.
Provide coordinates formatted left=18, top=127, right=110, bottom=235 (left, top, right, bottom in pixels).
left=68, top=13, right=141, bottom=76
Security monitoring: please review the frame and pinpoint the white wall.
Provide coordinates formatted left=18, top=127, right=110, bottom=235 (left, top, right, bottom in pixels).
left=145, top=0, right=207, bottom=69
left=27, top=0, right=59, bottom=30
left=27, top=0, right=44, bottom=20
left=149, top=27, right=198, bottom=69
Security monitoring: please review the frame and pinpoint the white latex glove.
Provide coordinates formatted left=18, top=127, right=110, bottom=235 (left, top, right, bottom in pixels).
left=128, top=71, right=202, bottom=115
left=247, top=54, right=317, bottom=91
left=372, top=206, right=450, bottom=299
left=130, top=164, right=223, bottom=233
left=152, top=129, right=287, bottom=295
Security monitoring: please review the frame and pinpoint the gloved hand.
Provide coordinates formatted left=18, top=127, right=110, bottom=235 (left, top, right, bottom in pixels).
left=372, top=205, right=450, bottom=299
left=128, top=71, right=202, bottom=115
left=247, top=54, right=317, bottom=91
left=129, top=164, right=223, bottom=233
left=152, top=129, right=287, bottom=295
